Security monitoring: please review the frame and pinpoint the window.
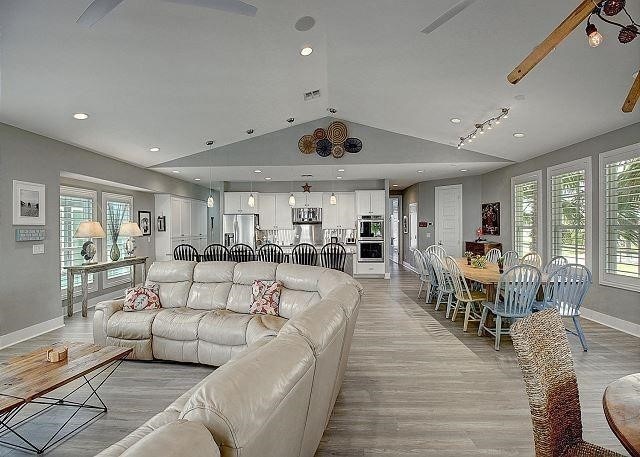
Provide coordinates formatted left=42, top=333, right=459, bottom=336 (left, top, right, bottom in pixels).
left=511, top=171, right=542, bottom=256
left=548, top=158, right=592, bottom=267
left=103, top=192, right=133, bottom=287
left=600, top=144, right=640, bottom=292
left=60, top=187, right=98, bottom=297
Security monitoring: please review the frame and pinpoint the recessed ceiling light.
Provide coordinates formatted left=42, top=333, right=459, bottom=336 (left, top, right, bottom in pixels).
left=194, top=178, right=201, bottom=181
left=172, top=170, right=180, bottom=174
left=338, top=168, right=345, bottom=172
left=417, top=170, right=424, bottom=173
left=392, top=184, right=399, bottom=187
left=265, top=177, right=272, bottom=180
left=513, top=132, right=526, bottom=138
left=450, top=118, right=461, bottom=124
left=327, top=107, right=337, bottom=114
left=254, top=169, right=262, bottom=173
left=336, top=176, right=343, bottom=180
left=73, top=113, right=89, bottom=120
left=287, top=117, right=295, bottom=123
left=460, top=169, right=468, bottom=172
left=149, top=147, right=160, bottom=152
left=300, top=46, right=313, bottom=56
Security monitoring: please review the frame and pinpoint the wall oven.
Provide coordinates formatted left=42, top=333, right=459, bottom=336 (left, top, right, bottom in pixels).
left=358, top=217, right=384, bottom=240
left=357, top=240, right=384, bottom=263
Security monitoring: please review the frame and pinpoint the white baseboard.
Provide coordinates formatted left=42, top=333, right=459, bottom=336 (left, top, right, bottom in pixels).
left=580, top=307, right=640, bottom=338
left=0, top=316, right=65, bottom=350
left=402, top=261, right=417, bottom=273
left=67, top=289, right=126, bottom=315
left=384, top=273, right=391, bottom=279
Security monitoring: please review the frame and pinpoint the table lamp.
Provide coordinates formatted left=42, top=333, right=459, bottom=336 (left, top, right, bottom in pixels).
left=119, top=222, right=143, bottom=258
left=74, top=221, right=106, bottom=264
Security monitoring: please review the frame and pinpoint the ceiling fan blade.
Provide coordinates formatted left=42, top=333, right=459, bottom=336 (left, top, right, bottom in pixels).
left=77, top=0, right=126, bottom=27
left=622, top=71, right=640, bottom=113
left=163, top=0, right=257, bottom=17
left=421, top=0, right=478, bottom=35
left=507, top=0, right=594, bottom=84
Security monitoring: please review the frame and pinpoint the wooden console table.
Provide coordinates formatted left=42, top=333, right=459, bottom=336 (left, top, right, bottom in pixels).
left=465, top=241, right=502, bottom=256
left=64, top=256, right=148, bottom=318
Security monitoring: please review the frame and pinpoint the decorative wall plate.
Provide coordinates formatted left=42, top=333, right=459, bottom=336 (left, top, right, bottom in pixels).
left=344, top=137, right=362, bottom=153
left=298, top=134, right=317, bottom=154
left=327, top=121, right=348, bottom=144
left=316, top=139, right=332, bottom=157
left=331, top=145, right=345, bottom=158
left=313, top=128, right=327, bottom=140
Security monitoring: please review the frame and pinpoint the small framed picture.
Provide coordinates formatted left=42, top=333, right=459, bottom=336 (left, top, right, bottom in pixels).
left=402, top=215, right=408, bottom=234
left=138, top=211, right=152, bottom=236
left=157, top=216, right=166, bottom=232
left=13, top=180, right=46, bottom=225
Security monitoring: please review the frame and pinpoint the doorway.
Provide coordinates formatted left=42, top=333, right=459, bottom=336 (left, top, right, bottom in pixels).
left=409, top=202, right=418, bottom=253
left=434, top=184, right=463, bottom=256
left=389, top=196, right=402, bottom=264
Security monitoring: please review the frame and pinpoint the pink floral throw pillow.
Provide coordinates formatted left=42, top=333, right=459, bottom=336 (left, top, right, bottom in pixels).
left=250, top=280, right=282, bottom=316
left=123, top=284, right=161, bottom=312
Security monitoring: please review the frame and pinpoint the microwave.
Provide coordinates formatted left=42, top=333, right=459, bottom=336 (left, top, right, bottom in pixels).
left=293, top=207, right=322, bottom=224
left=357, top=240, right=384, bottom=263
left=358, top=218, right=384, bottom=240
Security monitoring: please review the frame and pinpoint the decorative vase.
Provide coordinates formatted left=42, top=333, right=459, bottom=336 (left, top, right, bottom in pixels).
left=110, top=243, right=121, bottom=261
left=467, top=257, right=471, bottom=265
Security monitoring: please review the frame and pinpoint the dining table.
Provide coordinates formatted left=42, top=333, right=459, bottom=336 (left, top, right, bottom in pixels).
left=603, top=373, right=640, bottom=457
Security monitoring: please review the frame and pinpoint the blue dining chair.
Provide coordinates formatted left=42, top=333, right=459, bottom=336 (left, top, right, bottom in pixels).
left=478, top=264, right=541, bottom=350
left=430, top=255, right=456, bottom=316
left=423, top=253, right=439, bottom=304
left=534, top=263, right=592, bottom=351
left=413, top=249, right=429, bottom=299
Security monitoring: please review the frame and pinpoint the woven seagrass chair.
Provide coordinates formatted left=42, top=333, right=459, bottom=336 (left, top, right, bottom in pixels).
left=510, top=309, right=624, bottom=457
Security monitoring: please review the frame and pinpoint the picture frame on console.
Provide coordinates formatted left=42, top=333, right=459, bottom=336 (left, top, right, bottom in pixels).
left=12, top=180, right=46, bottom=225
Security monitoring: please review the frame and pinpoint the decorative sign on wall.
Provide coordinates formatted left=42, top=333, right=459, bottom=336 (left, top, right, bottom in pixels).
left=298, top=121, right=363, bottom=158
left=15, top=228, right=46, bottom=242
left=481, top=202, right=500, bottom=236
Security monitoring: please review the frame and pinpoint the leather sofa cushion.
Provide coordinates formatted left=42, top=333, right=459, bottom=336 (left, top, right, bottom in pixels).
left=198, top=309, right=253, bottom=345
left=197, top=341, right=246, bottom=367
left=180, top=333, right=314, bottom=453
left=245, top=314, right=287, bottom=344
left=167, top=373, right=216, bottom=413
left=107, top=309, right=161, bottom=340
left=226, top=284, right=252, bottom=314
left=187, top=282, right=232, bottom=310
left=193, top=261, right=235, bottom=282
left=278, top=288, right=321, bottom=319
left=152, top=308, right=208, bottom=340
left=147, top=261, right=196, bottom=283
left=120, top=421, right=220, bottom=457
left=280, top=299, right=346, bottom=355
left=276, top=263, right=323, bottom=292
left=105, top=337, right=153, bottom=361
left=146, top=281, right=192, bottom=309
left=317, top=267, right=364, bottom=298
left=232, top=261, right=278, bottom=285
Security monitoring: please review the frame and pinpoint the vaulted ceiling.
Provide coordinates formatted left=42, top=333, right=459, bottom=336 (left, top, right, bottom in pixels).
left=1, top=0, right=638, bottom=182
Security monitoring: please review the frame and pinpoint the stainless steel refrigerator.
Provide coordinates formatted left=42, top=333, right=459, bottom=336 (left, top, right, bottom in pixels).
left=223, top=214, right=259, bottom=249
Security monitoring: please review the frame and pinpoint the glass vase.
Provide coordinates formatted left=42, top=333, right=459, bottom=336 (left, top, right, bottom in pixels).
left=110, top=243, right=121, bottom=261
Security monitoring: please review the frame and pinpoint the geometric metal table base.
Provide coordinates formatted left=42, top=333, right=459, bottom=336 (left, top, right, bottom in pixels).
left=0, top=359, right=124, bottom=454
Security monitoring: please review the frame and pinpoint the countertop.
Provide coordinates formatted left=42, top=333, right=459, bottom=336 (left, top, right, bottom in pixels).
left=265, top=244, right=357, bottom=254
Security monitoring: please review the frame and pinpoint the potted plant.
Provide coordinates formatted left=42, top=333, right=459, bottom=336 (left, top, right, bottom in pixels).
left=464, top=251, right=474, bottom=265
left=471, top=255, right=487, bottom=269
left=497, top=256, right=504, bottom=274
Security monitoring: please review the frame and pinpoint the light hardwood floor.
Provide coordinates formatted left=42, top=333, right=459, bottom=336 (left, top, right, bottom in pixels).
left=1, top=263, right=637, bottom=456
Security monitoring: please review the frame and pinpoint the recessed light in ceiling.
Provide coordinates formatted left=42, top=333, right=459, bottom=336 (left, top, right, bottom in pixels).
left=172, top=170, right=180, bottom=174
left=205, top=140, right=215, bottom=147
left=194, top=178, right=201, bottom=181
left=513, top=132, right=526, bottom=138
left=336, top=176, right=343, bottom=179
left=149, top=147, right=160, bottom=152
left=287, top=118, right=295, bottom=123
left=254, top=169, right=262, bottom=173
left=460, top=169, right=468, bottom=172
left=450, top=118, right=461, bottom=124
left=338, top=168, right=345, bottom=172
left=301, top=173, right=313, bottom=178
left=265, top=177, right=272, bottom=180
left=295, top=16, right=316, bottom=32
left=392, top=184, right=399, bottom=187
left=73, top=113, right=89, bottom=120
left=327, top=107, right=337, bottom=114
left=300, top=46, right=313, bottom=56
left=417, top=170, right=424, bottom=173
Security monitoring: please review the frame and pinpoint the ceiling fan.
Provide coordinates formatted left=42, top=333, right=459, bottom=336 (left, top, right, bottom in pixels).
left=77, top=0, right=257, bottom=27
left=421, top=0, right=478, bottom=35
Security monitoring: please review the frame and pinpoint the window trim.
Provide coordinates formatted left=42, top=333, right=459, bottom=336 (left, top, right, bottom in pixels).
left=599, top=143, right=640, bottom=292
left=102, top=192, right=134, bottom=289
left=511, top=170, right=543, bottom=257
left=60, top=186, right=99, bottom=299
left=547, top=157, right=593, bottom=269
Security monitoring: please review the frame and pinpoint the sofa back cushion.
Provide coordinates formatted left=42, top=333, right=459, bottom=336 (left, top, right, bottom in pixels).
left=226, top=262, right=278, bottom=313
left=187, top=262, right=236, bottom=310
left=180, top=333, right=314, bottom=457
left=146, top=261, right=195, bottom=308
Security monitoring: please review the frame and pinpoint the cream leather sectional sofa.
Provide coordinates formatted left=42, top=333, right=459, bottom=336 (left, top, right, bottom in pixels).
left=93, top=260, right=363, bottom=457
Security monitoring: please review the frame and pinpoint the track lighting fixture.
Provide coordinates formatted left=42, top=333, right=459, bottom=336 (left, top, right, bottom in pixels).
left=457, top=108, right=510, bottom=149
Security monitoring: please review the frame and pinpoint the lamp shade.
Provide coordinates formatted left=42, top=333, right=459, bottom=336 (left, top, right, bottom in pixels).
left=119, top=222, right=143, bottom=237
left=74, top=221, right=106, bottom=238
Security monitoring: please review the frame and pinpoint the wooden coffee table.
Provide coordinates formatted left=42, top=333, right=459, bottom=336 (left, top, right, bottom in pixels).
left=0, top=342, right=131, bottom=454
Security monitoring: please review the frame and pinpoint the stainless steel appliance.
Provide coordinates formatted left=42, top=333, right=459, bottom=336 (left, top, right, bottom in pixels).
left=358, top=216, right=384, bottom=240
left=357, top=240, right=384, bottom=262
left=294, top=224, right=322, bottom=246
left=293, top=207, right=322, bottom=224
left=223, top=214, right=259, bottom=249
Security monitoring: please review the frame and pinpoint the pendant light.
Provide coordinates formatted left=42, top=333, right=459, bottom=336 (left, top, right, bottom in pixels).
left=247, top=177, right=255, bottom=208
left=329, top=169, right=337, bottom=205
left=288, top=181, right=296, bottom=207
left=206, top=140, right=214, bottom=208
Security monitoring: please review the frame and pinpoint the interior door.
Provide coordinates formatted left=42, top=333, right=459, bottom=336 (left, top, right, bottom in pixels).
left=435, top=185, right=463, bottom=256
left=409, top=203, right=418, bottom=251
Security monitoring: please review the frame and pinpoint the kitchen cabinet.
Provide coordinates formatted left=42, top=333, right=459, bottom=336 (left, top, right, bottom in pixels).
left=155, top=194, right=208, bottom=260
left=224, top=192, right=259, bottom=214
left=258, top=193, right=293, bottom=230
left=322, top=192, right=356, bottom=229
left=190, top=200, right=207, bottom=238
left=293, top=192, right=322, bottom=208
left=355, top=190, right=386, bottom=216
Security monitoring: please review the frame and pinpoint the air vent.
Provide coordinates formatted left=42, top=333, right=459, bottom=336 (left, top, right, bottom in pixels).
left=301, top=174, right=313, bottom=178
left=303, top=89, right=321, bottom=101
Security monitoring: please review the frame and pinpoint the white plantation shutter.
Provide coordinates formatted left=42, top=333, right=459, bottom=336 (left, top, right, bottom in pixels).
left=548, top=159, right=591, bottom=266
left=103, top=193, right=133, bottom=286
left=600, top=149, right=640, bottom=291
left=513, top=179, right=539, bottom=256
left=60, top=187, right=97, bottom=295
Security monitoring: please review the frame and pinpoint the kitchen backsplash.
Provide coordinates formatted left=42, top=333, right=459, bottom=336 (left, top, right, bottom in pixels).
left=257, top=228, right=356, bottom=246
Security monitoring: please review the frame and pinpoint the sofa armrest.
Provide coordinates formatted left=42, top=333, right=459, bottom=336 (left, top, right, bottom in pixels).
left=120, top=420, right=220, bottom=457
left=93, top=299, right=124, bottom=346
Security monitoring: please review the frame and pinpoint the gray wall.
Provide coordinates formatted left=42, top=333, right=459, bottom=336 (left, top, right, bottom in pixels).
left=480, top=122, right=640, bottom=325
left=0, top=123, right=209, bottom=337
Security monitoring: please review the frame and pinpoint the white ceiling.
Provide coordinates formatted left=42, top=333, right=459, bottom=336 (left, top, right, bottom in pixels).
left=1, top=0, right=639, bottom=181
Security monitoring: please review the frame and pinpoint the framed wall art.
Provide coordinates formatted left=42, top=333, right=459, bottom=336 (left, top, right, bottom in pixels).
left=13, top=180, right=46, bottom=225
left=138, top=211, right=152, bottom=236
left=481, top=202, right=500, bottom=236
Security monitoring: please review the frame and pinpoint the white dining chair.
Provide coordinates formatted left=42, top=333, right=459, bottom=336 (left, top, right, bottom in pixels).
left=446, top=256, right=486, bottom=332
left=430, top=255, right=455, bottom=316
left=502, top=250, right=520, bottom=269
left=486, top=248, right=502, bottom=263
left=544, top=255, right=568, bottom=274
left=413, top=249, right=429, bottom=299
left=425, top=244, right=446, bottom=259
left=520, top=252, right=542, bottom=268
left=423, top=253, right=439, bottom=304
